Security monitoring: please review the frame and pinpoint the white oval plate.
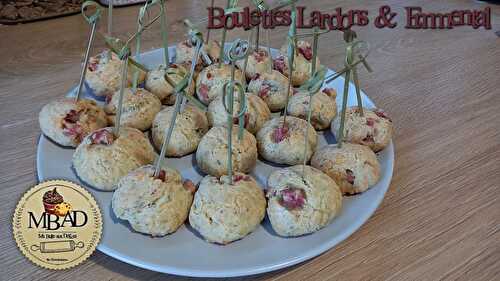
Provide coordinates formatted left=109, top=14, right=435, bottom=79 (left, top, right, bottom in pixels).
left=36, top=46, right=394, bottom=278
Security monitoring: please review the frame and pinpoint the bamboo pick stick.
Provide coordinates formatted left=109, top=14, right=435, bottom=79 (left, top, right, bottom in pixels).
left=75, top=1, right=100, bottom=101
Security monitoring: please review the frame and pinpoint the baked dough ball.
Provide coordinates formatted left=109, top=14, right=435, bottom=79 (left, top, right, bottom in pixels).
left=207, top=93, right=271, bottom=134
left=39, top=98, right=107, bottom=147
left=196, top=126, right=257, bottom=177
left=235, top=48, right=272, bottom=79
left=73, top=127, right=155, bottom=191
left=273, top=40, right=320, bottom=86
left=195, top=64, right=244, bottom=105
left=105, top=88, right=161, bottom=131
left=287, top=87, right=337, bottom=130
left=176, top=39, right=221, bottom=66
left=189, top=173, right=266, bottom=244
left=112, top=165, right=195, bottom=236
left=145, top=64, right=195, bottom=105
left=86, top=50, right=146, bottom=97
left=266, top=165, right=342, bottom=237
left=311, top=143, right=380, bottom=194
left=331, top=107, right=393, bottom=152
left=247, top=70, right=292, bottom=112
left=256, top=116, right=317, bottom=165
left=151, top=104, right=209, bottom=157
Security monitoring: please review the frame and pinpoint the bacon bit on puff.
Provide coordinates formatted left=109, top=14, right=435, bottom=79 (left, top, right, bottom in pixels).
left=254, top=49, right=267, bottom=63
left=258, top=84, right=271, bottom=99
left=278, top=187, right=306, bottom=210
left=271, top=126, right=289, bottom=143
left=154, top=170, right=167, bottom=182
left=183, top=179, right=197, bottom=193
left=90, top=129, right=114, bottom=145
left=298, top=44, right=313, bottom=60
left=362, top=134, right=375, bottom=144
left=374, top=109, right=392, bottom=122
left=322, top=88, right=336, bottom=99
left=345, top=169, right=355, bottom=185
left=273, top=56, right=286, bottom=74
left=233, top=113, right=250, bottom=128
left=88, top=57, right=99, bottom=72
left=233, top=174, right=251, bottom=182
left=198, top=83, right=210, bottom=102
left=366, top=117, right=375, bottom=127
left=64, top=110, right=80, bottom=124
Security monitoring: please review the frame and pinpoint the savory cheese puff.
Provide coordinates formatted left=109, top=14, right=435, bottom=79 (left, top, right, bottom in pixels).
left=189, top=173, right=266, bottom=244
left=145, top=64, right=195, bottom=105
left=105, top=88, right=161, bottom=131
left=72, top=127, right=155, bottom=191
left=235, top=48, right=273, bottom=80
left=112, top=165, right=195, bottom=236
left=311, top=143, right=380, bottom=195
left=287, top=87, right=337, bottom=130
left=195, top=64, right=244, bottom=105
left=331, top=107, right=393, bottom=152
left=86, top=50, right=146, bottom=97
left=266, top=165, right=342, bottom=237
left=207, top=93, right=271, bottom=134
left=256, top=116, right=317, bottom=165
left=196, top=126, right=257, bottom=177
left=247, top=70, right=292, bottom=112
left=151, top=104, right=209, bottom=157
left=39, top=98, right=107, bottom=147
left=175, top=39, right=221, bottom=66
left=273, top=40, right=320, bottom=86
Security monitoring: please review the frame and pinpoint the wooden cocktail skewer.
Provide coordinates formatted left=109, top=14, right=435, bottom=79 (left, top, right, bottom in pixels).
left=205, top=0, right=214, bottom=44
left=222, top=39, right=250, bottom=184
left=153, top=29, right=204, bottom=177
left=113, top=52, right=130, bottom=137
left=280, top=1, right=297, bottom=129
left=132, top=0, right=167, bottom=91
left=107, top=0, right=113, bottom=36
left=217, top=0, right=241, bottom=67
left=75, top=1, right=101, bottom=102
left=301, top=27, right=321, bottom=175
left=324, top=30, right=372, bottom=116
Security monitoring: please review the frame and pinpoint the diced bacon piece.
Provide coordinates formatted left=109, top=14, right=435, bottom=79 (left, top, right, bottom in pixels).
left=366, top=117, right=375, bottom=127
left=258, top=84, right=271, bottom=99
left=233, top=174, right=250, bottom=182
left=271, top=126, right=289, bottom=143
left=105, top=94, right=113, bottom=104
left=63, top=124, right=84, bottom=142
left=206, top=72, right=212, bottom=79
left=374, top=109, right=392, bottom=122
left=90, top=129, right=114, bottom=145
left=183, top=179, right=197, bottom=193
left=63, top=110, right=80, bottom=123
left=362, top=134, right=375, bottom=144
left=170, top=64, right=178, bottom=68
left=232, top=113, right=250, bottom=128
left=345, top=169, right=355, bottom=185
left=322, top=88, right=336, bottom=99
left=273, top=56, right=286, bottom=74
left=278, top=187, right=306, bottom=210
left=298, top=44, right=313, bottom=60
left=154, top=170, right=167, bottom=182
left=88, top=57, right=99, bottom=72
left=198, top=83, right=210, bottom=102
left=254, top=49, right=267, bottom=63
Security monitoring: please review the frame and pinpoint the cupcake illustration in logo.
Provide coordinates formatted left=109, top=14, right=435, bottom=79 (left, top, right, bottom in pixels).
left=42, top=188, right=72, bottom=216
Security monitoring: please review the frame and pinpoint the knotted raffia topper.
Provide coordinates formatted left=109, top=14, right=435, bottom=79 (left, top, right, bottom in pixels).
left=325, top=29, right=372, bottom=147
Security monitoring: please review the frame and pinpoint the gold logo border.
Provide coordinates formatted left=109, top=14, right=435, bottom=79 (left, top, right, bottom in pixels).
left=12, top=179, right=103, bottom=270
